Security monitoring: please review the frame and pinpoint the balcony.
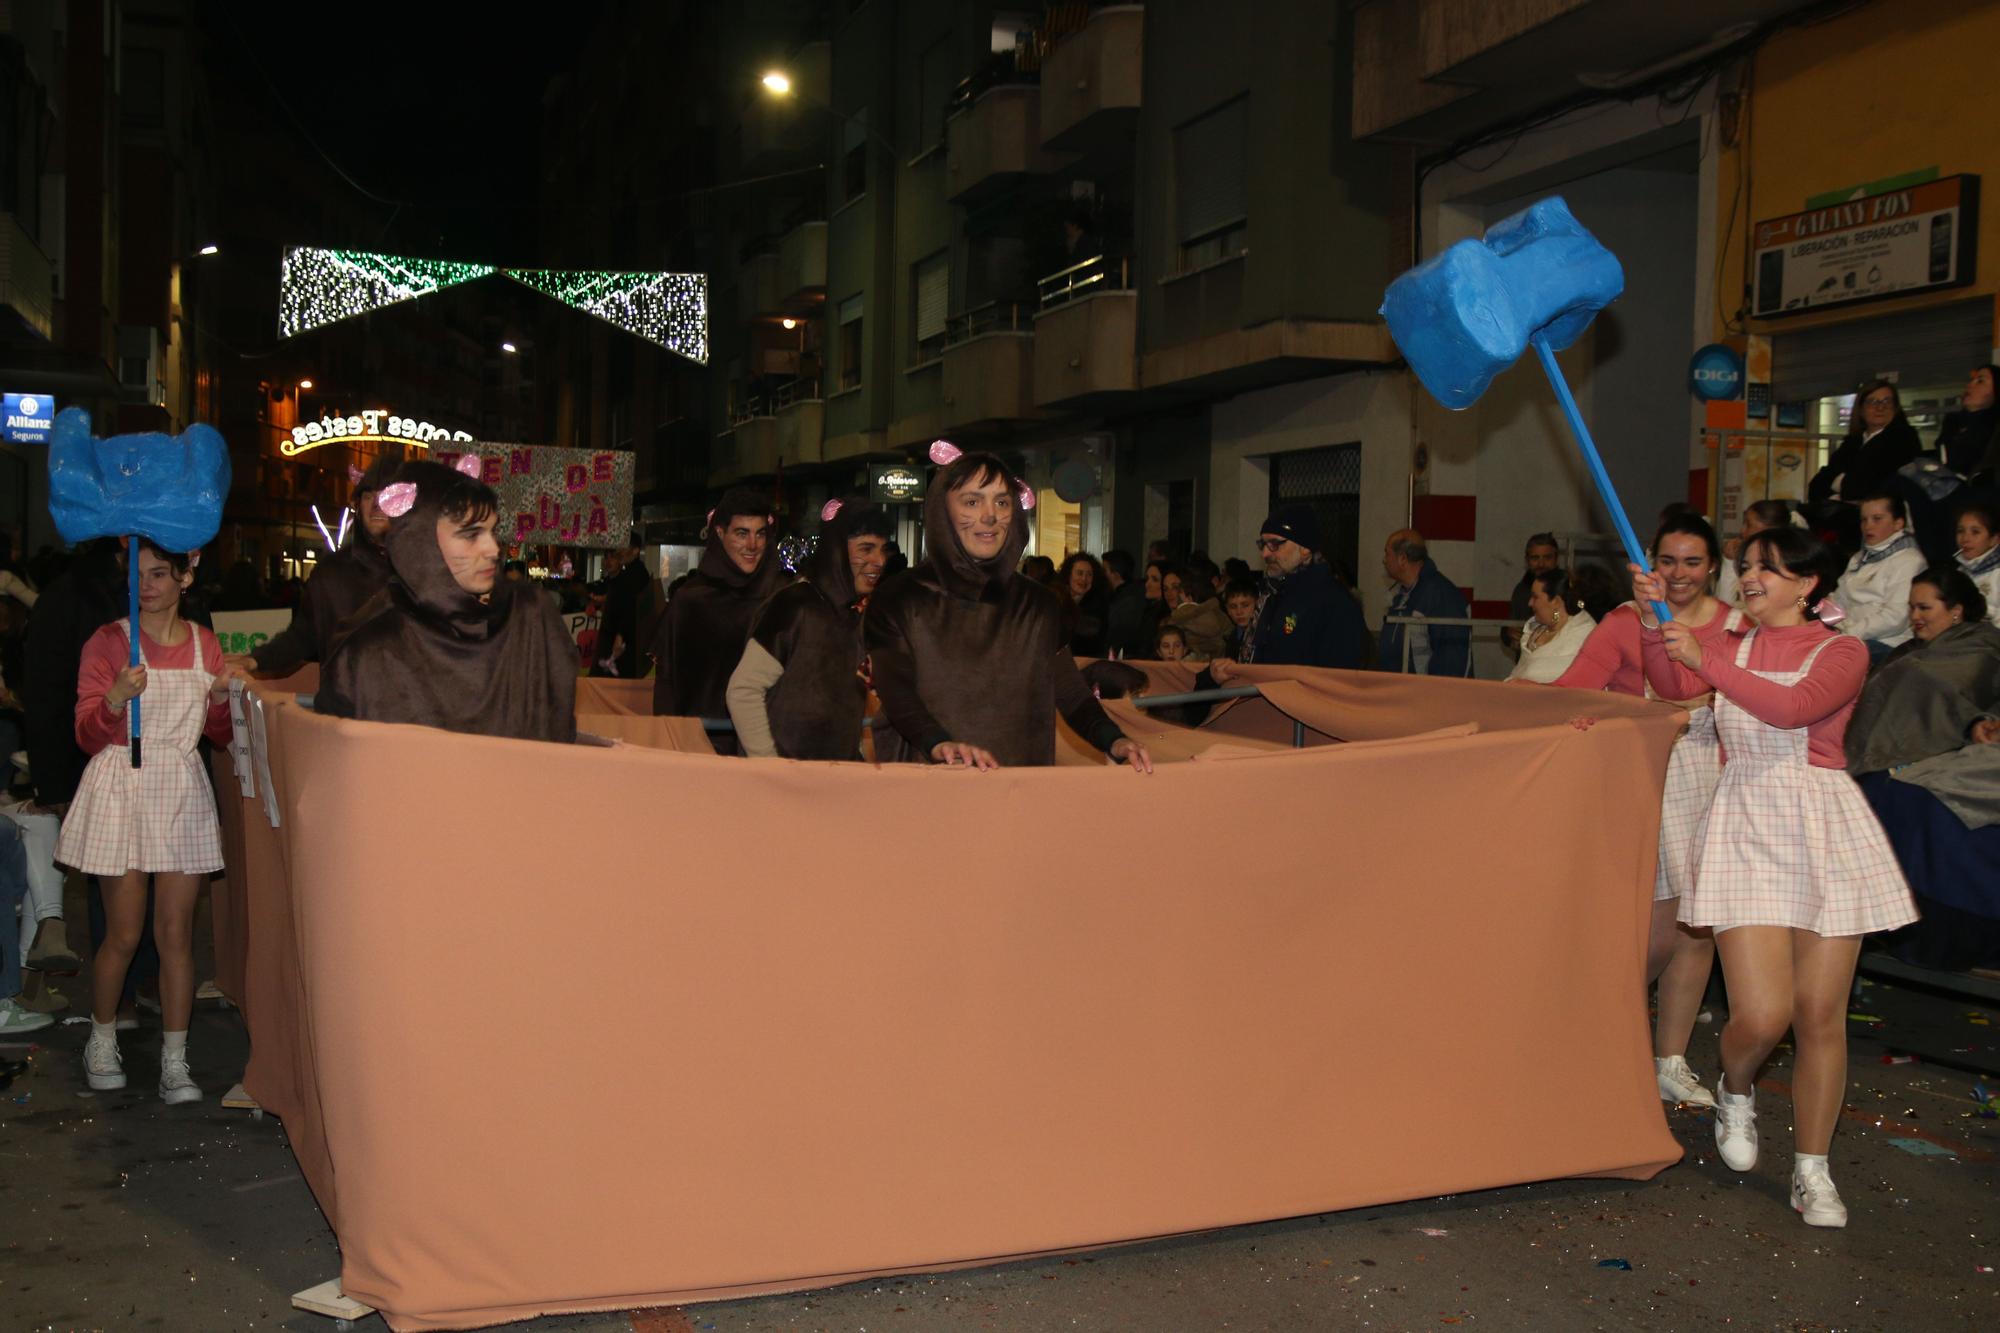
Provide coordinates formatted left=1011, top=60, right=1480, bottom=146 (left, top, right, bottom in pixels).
left=945, top=85, right=1071, bottom=205
left=1032, top=256, right=1136, bottom=408
left=940, top=303, right=1039, bottom=432
left=772, top=380, right=824, bottom=467
left=1351, top=0, right=1818, bottom=143
left=0, top=211, right=54, bottom=340
left=1039, top=5, right=1143, bottom=157
left=777, top=221, right=827, bottom=307
left=736, top=251, right=783, bottom=322
left=739, top=41, right=831, bottom=170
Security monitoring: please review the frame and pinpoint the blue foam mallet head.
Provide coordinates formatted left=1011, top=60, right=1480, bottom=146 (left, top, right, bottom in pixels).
left=1380, top=196, right=1624, bottom=411
left=49, top=407, right=231, bottom=550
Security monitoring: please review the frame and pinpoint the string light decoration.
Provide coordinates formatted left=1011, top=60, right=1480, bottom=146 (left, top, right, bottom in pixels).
left=279, top=248, right=496, bottom=338
left=277, top=246, right=709, bottom=364
left=507, top=269, right=708, bottom=363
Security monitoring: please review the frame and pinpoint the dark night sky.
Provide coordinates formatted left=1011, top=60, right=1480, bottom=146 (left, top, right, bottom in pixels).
left=209, top=2, right=606, bottom=262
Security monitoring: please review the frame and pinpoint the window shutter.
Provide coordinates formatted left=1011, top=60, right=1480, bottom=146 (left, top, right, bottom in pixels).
left=1770, top=296, right=1991, bottom=403
left=915, top=252, right=949, bottom=342
left=1176, top=97, right=1247, bottom=243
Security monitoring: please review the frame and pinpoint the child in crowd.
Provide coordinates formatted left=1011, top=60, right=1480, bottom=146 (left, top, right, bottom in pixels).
left=1955, top=501, right=1999, bottom=623
left=1154, top=624, right=1189, bottom=662
left=1221, top=580, right=1259, bottom=661
left=56, top=541, right=233, bottom=1104
left=1082, top=660, right=1149, bottom=701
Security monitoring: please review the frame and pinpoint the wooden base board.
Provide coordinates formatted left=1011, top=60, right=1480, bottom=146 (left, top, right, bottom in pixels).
left=292, top=1278, right=374, bottom=1319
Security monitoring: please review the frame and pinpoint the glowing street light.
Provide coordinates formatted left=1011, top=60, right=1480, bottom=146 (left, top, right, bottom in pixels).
left=297, top=378, right=314, bottom=391
left=780, top=318, right=797, bottom=330
left=761, top=69, right=793, bottom=97
left=198, top=244, right=220, bottom=256
left=501, top=341, right=518, bottom=353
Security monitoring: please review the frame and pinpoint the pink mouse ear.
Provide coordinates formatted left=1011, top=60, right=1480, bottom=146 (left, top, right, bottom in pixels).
left=1015, top=481, right=1036, bottom=511
left=705, top=508, right=716, bottom=531
left=928, top=439, right=962, bottom=466
left=377, top=482, right=419, bottom=518
left=348, top=465, right=365, bottom=485
left=821, top=498, right=844, bottom=522
left=452, top=453, right=482, bottom=479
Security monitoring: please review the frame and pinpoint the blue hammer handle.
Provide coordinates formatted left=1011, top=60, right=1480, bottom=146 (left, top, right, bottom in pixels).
left=1529, top=335, right=1673, bottom=624
left=127, top=536, right=142, bottom=768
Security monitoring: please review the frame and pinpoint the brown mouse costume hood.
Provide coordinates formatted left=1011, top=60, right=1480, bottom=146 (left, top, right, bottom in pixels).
left=317, top=460, right=576, bottom=743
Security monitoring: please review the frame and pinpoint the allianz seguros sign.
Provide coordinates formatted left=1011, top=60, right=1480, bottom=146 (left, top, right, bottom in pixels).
left=2, top=392, right=55, bottom=444
left=1688, top=344, right=1744, bottom=402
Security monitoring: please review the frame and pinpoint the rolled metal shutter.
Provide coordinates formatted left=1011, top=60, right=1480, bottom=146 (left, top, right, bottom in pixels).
left=1770, top=296, right=1992, bottom=402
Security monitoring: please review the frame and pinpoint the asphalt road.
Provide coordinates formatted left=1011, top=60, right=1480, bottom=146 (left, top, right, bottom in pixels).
left=3, top=931, right=1994, bottom=1333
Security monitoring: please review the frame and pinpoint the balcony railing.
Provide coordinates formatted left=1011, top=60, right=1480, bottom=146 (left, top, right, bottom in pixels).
left=1038, top=254, right=1132, bottom=310
left=772, top=378, right=823, bottom=411
left=945, top=301, right=1033, bottom=346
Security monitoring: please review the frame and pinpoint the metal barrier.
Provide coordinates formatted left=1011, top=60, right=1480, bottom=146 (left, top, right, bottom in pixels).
left=1381, top=614, right=1521, bottom=677
left=1037, top=254, right=1132, bottom=310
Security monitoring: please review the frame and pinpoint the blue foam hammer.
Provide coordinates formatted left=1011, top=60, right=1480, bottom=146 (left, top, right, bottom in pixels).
left=1380, top=197, right=1669, bottom=623
left=48, top=408, right=231, bottom=766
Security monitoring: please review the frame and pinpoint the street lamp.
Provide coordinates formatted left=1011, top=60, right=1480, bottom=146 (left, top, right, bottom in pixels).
left=501, top=341, right=518, bottom=354
left=297, top=378, right=314, bottom=391
left=198, top=244, right=220, bottom=256
left=757, top=70, right=906, bottom=160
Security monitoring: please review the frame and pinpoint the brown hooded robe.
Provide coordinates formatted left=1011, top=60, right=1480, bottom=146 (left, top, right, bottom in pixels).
left=649, top=524, right=782, bottom=721
left=865, top=472, right=1125, bottom=766
left=317, top=466, right=577, bottom=743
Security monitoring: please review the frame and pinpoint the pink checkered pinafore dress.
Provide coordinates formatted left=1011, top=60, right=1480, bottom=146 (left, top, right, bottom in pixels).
left=1677, top=627, right=1916, bottom=935
left=1649, top=607, right=1738, bottom=902
left=55, top=622, right=224, bottom=877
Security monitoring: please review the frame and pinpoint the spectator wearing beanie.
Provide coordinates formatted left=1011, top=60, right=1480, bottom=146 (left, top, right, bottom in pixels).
left=1215, top=506, right=1367, bottom=674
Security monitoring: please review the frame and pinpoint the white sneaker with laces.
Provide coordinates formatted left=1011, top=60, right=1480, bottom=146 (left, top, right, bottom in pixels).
left=0, top=997, right=54, bottom=1035
left=1656, top=1055, right=1717, bottom=1107
left=1792, top=1160, right=1848, bottom=1228
left=83, top=1031, right=126, bottom=1090
left=158, top=1048, right=203, bottom=1105
left=1713, top=1077, right=1758, bottom=1171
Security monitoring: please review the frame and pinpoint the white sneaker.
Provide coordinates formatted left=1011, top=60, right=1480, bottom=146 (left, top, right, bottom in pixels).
left=1656, top=1055, right=1717, bottom=1107
left=0, top=997, right=54, bottom=1035
left=1713, top=1076, right=1758, bottom=1171
left=84, top=1030, right=126, bottom=1090
left=158, top=1048, right=202, bottom=1106
left=1792, top=1160, right=1848, bottom=1228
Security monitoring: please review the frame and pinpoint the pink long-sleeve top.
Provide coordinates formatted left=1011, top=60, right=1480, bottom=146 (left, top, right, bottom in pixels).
left=1639, top=618, right=1867, bottom=769
left=1552, top=604, right=1647, bottom=695
left=75, top=621, right=233, bottom=755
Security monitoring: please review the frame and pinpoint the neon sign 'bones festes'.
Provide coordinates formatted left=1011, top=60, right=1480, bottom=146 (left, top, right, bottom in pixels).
left=283, top=409, right=474, bottom=457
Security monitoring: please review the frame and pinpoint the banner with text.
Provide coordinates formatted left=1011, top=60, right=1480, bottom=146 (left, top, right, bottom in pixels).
left=1752, top=174, right=1979, bottom=318
left=434, top=444, right=636, bottom=549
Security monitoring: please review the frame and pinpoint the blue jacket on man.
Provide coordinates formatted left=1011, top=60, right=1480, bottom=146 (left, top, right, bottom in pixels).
left=1378, top=559, right=1470, bottom=677
left=1248, top=560, right=1367, bottom=669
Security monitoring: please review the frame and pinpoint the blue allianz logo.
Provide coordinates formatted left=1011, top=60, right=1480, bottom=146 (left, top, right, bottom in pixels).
left=2, top=392, right=55, bottom=443
left=1688, top=345, right=1745, bottom=402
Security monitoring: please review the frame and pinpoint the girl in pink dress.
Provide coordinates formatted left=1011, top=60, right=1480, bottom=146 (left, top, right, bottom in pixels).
left=1632, top=525, right=1915, bottom=1230
left=1555, top=514, right=1732, bottom=1109
left=56, top=541, right=233, bottom=1104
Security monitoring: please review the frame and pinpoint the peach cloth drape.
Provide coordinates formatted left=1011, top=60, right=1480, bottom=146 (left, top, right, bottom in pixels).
left=212, top=665, right=1685, bottom=1331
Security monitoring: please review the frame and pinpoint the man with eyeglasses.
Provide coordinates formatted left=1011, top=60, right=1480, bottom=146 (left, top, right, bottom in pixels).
left=1207, top=507, right=1366, bottom=681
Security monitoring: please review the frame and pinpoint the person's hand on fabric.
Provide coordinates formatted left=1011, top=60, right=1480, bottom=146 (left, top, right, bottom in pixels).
left=1109, top=738, right=1154, bottom=773
left=222, top=652, right=258, bottom=676
left=1207, top=658, right=1237, bottom=684
left=931, top=741, right=1000, bottom=770
left=105, top=663, right=147, bottom=709
left=1661, top=621, right=1703, bottom=671
left=1972, top=717, right=2000, bottom=746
